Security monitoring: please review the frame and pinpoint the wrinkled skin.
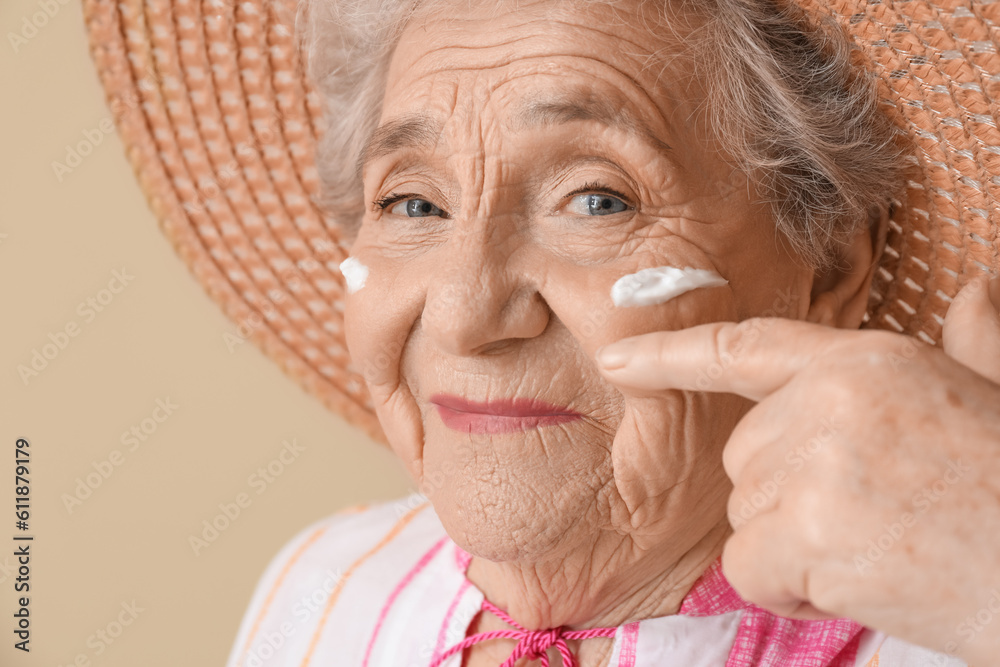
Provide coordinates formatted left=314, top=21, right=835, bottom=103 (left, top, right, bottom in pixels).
left=340, top=0, right=903, bottom=665
left=597, top=276, right=1000, bottom=666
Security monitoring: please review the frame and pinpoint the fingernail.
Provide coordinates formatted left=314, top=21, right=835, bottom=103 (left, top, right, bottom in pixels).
left=596, top=341, right=634, bottom=371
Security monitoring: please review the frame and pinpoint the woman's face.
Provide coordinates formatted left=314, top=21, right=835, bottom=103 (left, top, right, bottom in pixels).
left=344, top=0, right=815, bottom=560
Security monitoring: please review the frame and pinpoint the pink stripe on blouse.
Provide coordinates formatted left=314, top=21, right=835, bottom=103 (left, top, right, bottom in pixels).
left=617, top=622, right=640, bottom=667
left=679, top=558, right=863, bottom=667
left=432, top=577, right=473, bottom=663
left=361, top=535, right=449, bottom=666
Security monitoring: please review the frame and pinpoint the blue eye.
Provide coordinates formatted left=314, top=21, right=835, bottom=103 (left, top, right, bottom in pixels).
left=389, top=198, right=445, bottom=218
left=567, top=192, right=630, bottom=216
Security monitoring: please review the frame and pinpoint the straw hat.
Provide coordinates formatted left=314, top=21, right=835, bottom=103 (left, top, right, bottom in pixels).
left=81, top=0, right=1000, bottom=445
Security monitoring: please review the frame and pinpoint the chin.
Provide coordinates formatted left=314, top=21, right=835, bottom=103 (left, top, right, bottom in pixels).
left=428, top=470, right=602, bottom=564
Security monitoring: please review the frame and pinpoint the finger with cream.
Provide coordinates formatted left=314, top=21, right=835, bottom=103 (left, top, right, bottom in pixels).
left=611, top=266, right=728, bottom=307
left=339, top=256, right=370, bottom=294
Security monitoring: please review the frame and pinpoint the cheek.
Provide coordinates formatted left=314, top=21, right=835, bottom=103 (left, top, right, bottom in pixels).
left=544, top=244, right=741, bottom=357
left=342, top=243, right=434, bottom=472
left=700, top=208, right=813, bottom=320
left=343, top=246, right=422, bottom=389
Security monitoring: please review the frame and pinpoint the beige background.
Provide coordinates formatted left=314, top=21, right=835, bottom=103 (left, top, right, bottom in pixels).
left=0, top=1, right=413, bottom=665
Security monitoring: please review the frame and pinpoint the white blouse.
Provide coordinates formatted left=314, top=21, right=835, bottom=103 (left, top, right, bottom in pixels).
left=225, top=492, right=969, bottom=667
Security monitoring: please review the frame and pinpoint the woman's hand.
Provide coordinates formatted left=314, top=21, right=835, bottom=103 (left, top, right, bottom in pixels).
left=596, top=276, right=1000, bottom=665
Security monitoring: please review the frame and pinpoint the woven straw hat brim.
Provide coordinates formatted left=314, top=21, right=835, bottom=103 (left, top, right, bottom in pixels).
left=803, top=0, right=1000, bottom=342
left=82, top=0, right=999, bottom=442
left=83, top=0, right=383, bottom=443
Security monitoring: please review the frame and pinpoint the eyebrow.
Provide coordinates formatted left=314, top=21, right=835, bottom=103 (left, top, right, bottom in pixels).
left=511, top=95, right=673, bottom=153
left=355, top=94, right=672, bottom=175
left=355, top=113, right=442, bottom=176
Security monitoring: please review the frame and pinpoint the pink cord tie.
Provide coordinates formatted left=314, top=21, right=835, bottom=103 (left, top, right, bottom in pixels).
left=429, top=599, right=617, bottom=667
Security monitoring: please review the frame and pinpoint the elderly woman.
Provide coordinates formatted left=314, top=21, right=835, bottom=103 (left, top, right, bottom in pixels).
left=213, top=0, right=1000, bottom=665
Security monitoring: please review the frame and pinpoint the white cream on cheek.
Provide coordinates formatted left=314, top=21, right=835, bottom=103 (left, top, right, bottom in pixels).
left=339, top=256, right=370, bottom=294
left=611, top=266, right=728, bottom=307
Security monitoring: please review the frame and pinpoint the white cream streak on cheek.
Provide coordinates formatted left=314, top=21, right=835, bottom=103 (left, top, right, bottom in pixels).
left=611, top=266, right=728, bottom=307
left=339, top=256, right=370, bottom=294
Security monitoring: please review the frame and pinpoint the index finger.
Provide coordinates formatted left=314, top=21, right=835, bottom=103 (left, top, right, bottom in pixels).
left=595, top=318, right=858, bottom=401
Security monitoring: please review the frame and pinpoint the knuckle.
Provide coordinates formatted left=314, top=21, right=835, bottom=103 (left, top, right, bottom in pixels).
left=714, top=320, right=755, bottom=365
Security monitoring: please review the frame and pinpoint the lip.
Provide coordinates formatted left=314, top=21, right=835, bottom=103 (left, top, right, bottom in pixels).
left=429, top=393, right=583, bottom=434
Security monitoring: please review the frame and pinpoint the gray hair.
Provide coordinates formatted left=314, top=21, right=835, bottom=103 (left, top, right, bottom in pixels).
left=296, top=0, right=907, bottom=270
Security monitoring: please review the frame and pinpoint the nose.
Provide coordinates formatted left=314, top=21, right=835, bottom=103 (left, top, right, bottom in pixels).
left=421, top=228, right=549, bottom=356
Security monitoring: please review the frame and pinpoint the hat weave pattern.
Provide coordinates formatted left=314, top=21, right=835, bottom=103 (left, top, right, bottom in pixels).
left=804, top=0, right=1000, bottom=342
left=82, top=0, right=1000, bottom=442
left=84, top=0, right=385, bottom=443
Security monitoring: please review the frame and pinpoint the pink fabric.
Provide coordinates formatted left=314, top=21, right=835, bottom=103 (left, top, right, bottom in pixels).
left=362, top=536, right=448, bottom=667
left=228, top=496, right=963, bottom=667
left=617, top=622, right=640, bottom=667
left=679, top=558, right=863, bottom=667
left=455, top=545, right=473, bottom=573
left=428, top=598, right=617, bottom=667
left=432, top=578, right=472, bottom=663
left=434, top=545, right=861, bottom=667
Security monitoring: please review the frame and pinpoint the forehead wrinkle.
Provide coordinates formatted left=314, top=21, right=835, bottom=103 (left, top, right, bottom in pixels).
left=356, top=113, right=444, bottom=176
left=508, top=89, right=673, bottom=155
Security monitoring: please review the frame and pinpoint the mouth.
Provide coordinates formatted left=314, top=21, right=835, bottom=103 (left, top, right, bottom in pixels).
left=429, top=393, right=583, bottom=434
